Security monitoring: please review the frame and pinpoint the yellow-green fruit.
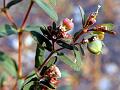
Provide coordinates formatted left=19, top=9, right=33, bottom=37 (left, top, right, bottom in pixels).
left=93, top=31, right=105, bottom=40
left=87, top=39, right=102, bottom=54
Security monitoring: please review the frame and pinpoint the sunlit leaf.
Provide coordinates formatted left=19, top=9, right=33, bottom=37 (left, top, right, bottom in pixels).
left=18, top=79, right=25, bottom=90
left=0, top=24, right=17, bottom=38
left=34, top=0, right=58, bottom=21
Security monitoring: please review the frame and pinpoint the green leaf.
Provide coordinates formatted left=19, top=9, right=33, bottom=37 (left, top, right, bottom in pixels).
left=0, top=51, right=18, bottom=77
left=49, top=0, right=56, bottom=6
left=0, top=72, right=9, bottom=87
left=25, top=25, right=43, bottom=34
left=31, top=31, right=52, bottom=51
left=0, top=24, right=17, bottom=38
left=73, top=47, right=83, bottom=71
left=79, top=45, right=85, bottom=56
left=6, top=0, right=23, bottom=9
left=79, top=5, right=86, bottom=27
left=22, top=71, right=38, bottom=90
left=46, top=56, right=57, bottom=68
left=18, top=79, right=25, bottom=90
left=40, top=56, right=57, bottom=76
left=34, top=0, right=58, bottom=21
left=35, top=44, right=45, bottom=68
left=98, top=23, right=115, bottom=30
left=40, top=27, right=52, bottom=40
left=52, top=22, right=57, bottom=30
left=56, top=40, right=74, bottom=50
left=57, top=51, right=83, bottom=71
left=40, top=80, right=55, bottom=89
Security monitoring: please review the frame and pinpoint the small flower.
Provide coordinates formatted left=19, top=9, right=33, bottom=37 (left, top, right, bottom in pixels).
left=60, top=18, right=74, bottom=31
left=50, top=77, right=58, bottom=85
left=44, top=65, right=61, bottom=78
left=61, top=32, right=72, bottom=39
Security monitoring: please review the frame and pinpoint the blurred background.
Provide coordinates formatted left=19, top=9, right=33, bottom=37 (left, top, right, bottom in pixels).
left=0, top=0, right=120, bottom=90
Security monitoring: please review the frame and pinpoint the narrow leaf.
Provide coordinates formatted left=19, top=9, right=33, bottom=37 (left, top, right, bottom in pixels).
left=22, top=71, right=38, bottom=90
left=56, top=40, right=74, bottom=50
left=34, top=0, right=58, bottom=21
left=79, top=5, right=86, bottom=27
left=79, top=45, right=85, bottom=56
left=73, top=29, right=82, bottom=41
left=6, top=0, right=23, bottom=9
left=35, top=44, right=45, bottom=68
left=97, top=23, right=115, bottom=30
left=0, top=24, right=17, bottom=38
left=31, top=31, right=52, bottom=51
left=46, top=56, right=57, bottom=68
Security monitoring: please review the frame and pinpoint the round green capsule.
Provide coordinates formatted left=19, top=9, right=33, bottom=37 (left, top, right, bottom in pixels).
left=87, top=39, right=103, bottom=54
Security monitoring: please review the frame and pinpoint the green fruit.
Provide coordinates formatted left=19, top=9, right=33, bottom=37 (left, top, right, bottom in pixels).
left=87, top=39, right=102, bottom=54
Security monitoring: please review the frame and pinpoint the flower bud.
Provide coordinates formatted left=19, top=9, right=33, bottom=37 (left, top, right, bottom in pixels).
left=87, top=37, right=103, bottom=54
left=84, top=13, right=97, bottom=27
left=84, top=5, right=101, bottom=28
left=61, top=18, right=74, bottom=31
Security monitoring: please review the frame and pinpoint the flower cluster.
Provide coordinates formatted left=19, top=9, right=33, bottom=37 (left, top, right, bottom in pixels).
left=39, top=65, right=61, bottom=89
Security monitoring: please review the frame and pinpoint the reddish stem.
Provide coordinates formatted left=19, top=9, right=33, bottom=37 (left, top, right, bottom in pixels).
left=17, top=1, right=34, bottom=78
left=73, top=28, right=88, bottom=43
left=21, top=1, right=34, bottom=29
left=18, top=32, right=23, bottom=78
left=2, top=9, right=17, bottom=28
left=38, top=52, right=54, bottom=71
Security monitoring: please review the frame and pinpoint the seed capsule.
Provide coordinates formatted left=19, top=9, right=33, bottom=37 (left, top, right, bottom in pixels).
left=87, top=37, right=103, bottom=54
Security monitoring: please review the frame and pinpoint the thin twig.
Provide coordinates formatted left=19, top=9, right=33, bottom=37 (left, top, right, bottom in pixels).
left=2, top=9, right=17, bottom=28
left=17, top=0, right=34, bottom=78
left=38, top=52, right=54, bottom=71
left=73, top=28, right=88, bottom=43
left=3, top=0, right=5, bottom=8
left=21, top=1, right=34, bottom=29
